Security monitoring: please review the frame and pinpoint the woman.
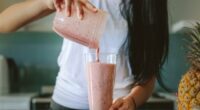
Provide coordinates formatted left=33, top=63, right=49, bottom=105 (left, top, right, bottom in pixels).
left=0, top=0, right=169, bottom=110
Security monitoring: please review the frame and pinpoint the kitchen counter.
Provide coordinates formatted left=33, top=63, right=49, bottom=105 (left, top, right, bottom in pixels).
left=0, top=93, right=37, bottom=110
left=0, top=92, right=177, bottom=110
left=138, top=92, right=176, bottom=110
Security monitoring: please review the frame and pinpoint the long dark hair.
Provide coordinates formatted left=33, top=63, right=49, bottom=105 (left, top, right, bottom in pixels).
left=120, top=0, right=169, bottom=87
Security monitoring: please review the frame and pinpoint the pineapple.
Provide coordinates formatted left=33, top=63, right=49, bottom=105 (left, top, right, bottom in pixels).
left=178, top=23, right=200, bottom=110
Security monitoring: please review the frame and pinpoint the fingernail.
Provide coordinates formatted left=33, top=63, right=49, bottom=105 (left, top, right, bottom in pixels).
left=66, top=11, right=70, bottom=16
left=79, top=14, right=83, bottom=20
left=94, top=8, right=98, bottom=12
left=56, top=8, right=60, bottom=12
left=58, top=9, right=60, bottom=12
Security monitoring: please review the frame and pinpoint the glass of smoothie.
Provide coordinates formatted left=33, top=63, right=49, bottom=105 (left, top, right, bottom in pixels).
left=85, top=50, right=117, bottom=110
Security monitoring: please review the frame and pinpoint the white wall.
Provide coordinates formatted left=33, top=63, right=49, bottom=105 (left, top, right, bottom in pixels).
left=169, top=0, right=200, bottom=24
left=0, top=0, right=24, bottom=11
left=1, top=0, right=200, bottom=31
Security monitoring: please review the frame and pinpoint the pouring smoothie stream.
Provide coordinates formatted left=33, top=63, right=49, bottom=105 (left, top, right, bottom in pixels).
left=53, top=6, right=116, bottom=110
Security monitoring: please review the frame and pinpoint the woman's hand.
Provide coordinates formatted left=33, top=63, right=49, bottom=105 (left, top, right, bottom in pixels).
left=109, top=96, right=136, bottom=110
left=53, top=0, right=97, bottom=19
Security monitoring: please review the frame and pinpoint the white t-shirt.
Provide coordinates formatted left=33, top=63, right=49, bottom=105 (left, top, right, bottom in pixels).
left=52, top=0, right=134, bottom=109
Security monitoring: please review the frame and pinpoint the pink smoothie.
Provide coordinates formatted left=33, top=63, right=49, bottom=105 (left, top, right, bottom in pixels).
left=87, top=62, right=116, bottom=110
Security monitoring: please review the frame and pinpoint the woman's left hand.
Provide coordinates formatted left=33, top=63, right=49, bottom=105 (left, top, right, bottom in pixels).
left=109, top=96, right=136, bottom=110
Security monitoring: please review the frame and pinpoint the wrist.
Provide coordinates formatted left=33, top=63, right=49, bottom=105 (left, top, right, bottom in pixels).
left=125, top=95, right=137, bottom=109
left=28, top=0, right=55, bottom=18
left=41, top=0, right=55, bottom=11
left=131, top=96, right=137, bottom=109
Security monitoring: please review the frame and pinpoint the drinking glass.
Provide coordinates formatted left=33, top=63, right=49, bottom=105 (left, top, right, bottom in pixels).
left=85, top=51, right=117, bottom=110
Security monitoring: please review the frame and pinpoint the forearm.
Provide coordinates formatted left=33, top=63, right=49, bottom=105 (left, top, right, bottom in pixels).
left=0, top=0, right=55, bottom=33
left=126, top=77, right=156, bottom=108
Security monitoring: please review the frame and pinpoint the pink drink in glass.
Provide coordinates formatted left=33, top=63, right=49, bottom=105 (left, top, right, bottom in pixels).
left=86, top=52, right=116, bottom=110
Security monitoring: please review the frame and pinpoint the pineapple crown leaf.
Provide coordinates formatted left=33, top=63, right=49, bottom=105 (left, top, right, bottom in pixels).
left=185, top=22, right=200, bottom=68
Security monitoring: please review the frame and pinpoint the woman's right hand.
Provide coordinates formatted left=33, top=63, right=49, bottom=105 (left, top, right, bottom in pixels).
left=53, top=0, right=97, bottom=19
